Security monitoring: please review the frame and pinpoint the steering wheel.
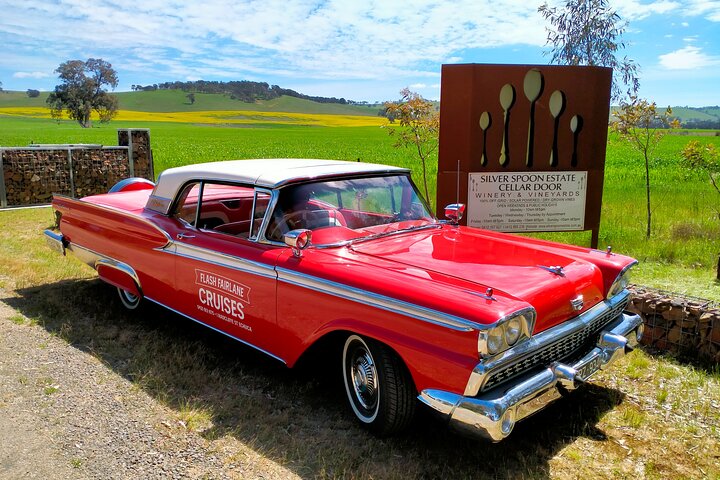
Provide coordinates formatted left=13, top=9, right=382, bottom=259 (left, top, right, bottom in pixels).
left=267, top=210, right=310, bottom=241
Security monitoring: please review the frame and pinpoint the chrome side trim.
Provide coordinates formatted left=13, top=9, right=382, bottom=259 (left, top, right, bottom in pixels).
left=51, top=235, right=285, bottom=365
left=143, top=295, right=286, bottom=365
left=166, top=241, right=277, bottom=280
left=464, top=290, right=631, bottom=396
left=95, top=258, right=143, bottom=294
left=65, top=242, right=142, bottom=291
left=276, top=267, right=479, bottom=332
left=420, top=311, right=643, bottom=442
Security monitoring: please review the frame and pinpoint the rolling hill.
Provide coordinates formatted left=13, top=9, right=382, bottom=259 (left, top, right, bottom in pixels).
left=0, top=90, right=383, bottom=116
left=2, top=89, right=718, bottom=126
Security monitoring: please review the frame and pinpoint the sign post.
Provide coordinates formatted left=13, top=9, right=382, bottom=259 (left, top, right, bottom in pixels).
left=436, top=64, right=612, bottom=248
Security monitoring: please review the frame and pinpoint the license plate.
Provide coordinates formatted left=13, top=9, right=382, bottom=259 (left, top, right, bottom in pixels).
left=576, top=354, right=603, bottom=380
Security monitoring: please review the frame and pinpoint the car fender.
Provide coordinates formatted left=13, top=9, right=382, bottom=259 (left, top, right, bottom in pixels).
left=302, top=317, right=477, bottom=395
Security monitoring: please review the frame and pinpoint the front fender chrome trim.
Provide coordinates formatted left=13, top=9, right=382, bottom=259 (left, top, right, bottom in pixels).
left=420, top=311, right=643, bottom=442
left=276, top=267, right=479, bottom=332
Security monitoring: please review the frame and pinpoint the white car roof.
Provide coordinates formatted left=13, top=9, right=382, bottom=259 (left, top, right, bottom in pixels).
left=146, top=158, right=410, bottom=214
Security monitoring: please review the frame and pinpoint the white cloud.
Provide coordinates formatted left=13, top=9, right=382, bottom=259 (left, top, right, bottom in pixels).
left=13, top=71, right=50, bottom=79
left=681, top=21, right=690, bottom=26
left=614, top=0, right=680, bottom=20
left=659, top=46, right=720, bottom=69
left=0, top=0, right=547, bottom=83
left=685, top=0, right=720, bottom=21
left=410, top=83, right=428, bottom=89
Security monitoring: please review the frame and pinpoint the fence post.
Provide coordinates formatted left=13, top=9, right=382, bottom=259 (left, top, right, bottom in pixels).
left=67, top=148, right=76, bottom=198
left=0, top=150, right=7, bottom=208
left=127, top=131, right=135, bottom=177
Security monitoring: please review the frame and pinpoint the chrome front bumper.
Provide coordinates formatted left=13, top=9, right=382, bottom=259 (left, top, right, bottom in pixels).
left=419, top=311, right=643, bottom=442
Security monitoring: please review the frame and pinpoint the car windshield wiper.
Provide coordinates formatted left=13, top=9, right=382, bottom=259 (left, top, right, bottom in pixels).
left=313, top=223, right=442, bottom=249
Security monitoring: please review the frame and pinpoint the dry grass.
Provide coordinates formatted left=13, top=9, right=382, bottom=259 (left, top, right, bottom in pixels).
left=1, top=207, right=719, bottom=478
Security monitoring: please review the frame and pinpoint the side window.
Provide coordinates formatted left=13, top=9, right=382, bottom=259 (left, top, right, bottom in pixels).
left=173, top=182, right=272, bottom=240
left=174, top=183, right=201, bottom=226
left=249, top=190, right=271, bottom=240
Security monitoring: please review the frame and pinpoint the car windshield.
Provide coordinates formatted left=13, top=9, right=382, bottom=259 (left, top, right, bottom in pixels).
left=264, top=174, right=437, bottom=245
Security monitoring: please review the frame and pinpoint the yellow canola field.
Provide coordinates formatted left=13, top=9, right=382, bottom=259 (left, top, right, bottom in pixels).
left=0, top=107, right=386, bottom=127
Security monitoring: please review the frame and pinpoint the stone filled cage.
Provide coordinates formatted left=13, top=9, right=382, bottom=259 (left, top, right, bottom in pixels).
left=628, top=285, right=720, bottom=363
left=0, top=129, right=154, bottom=208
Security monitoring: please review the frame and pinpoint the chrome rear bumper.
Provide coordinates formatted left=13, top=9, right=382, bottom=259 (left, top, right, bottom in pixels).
left=44, top=229, right=66, bottom=255
left=419, top=311, right=643, bottom=442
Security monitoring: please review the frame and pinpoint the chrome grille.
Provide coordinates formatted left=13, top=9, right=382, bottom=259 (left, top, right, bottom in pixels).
left=481, top=299, right=628, bottom=392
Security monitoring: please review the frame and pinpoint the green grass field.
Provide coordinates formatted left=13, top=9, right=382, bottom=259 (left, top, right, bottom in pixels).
left=0, top=113, right=718, bottom=299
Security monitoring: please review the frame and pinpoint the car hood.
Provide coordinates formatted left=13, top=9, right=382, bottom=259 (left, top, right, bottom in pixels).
left=348, top=226, right=606, bottom=332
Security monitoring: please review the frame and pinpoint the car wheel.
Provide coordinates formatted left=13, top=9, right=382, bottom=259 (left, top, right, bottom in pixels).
left=342, top=334, right=415, bottom=436
left=117, top=287, right=141, bottom=310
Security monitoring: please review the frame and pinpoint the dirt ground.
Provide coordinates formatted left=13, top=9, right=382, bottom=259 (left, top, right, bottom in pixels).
left=0, top=295, right=298, bottom=480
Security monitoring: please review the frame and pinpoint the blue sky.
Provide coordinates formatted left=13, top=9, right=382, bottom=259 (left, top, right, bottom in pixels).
left=1, top=0, right=719, bottom=106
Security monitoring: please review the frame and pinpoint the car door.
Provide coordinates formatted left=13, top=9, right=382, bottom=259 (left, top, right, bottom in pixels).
left=163, top=181, right=285, bottom=360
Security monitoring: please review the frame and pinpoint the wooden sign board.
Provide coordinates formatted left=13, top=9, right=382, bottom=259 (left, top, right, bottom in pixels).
left=435, top=64, right=612, bottom=247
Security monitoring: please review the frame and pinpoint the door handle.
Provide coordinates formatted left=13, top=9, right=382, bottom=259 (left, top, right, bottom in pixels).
left=177, top=233, right=196, bottom=240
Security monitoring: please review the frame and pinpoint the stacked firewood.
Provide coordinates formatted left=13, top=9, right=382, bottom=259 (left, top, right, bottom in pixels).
left=117, top=129, right=154, bottom=179
left=130, top=130, right=153, bottom=179
left=628, top=286, right=720, bottom=363
left=72, top=149, right=128, bottom=197
left=2, top=150, right=72, bottom=205
left=2, top=129, right=154, bottom=207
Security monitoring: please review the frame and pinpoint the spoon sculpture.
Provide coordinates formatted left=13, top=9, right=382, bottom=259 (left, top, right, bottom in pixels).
left=548, top=90, right=566, bottom=166
left=570, top=114, right=584, bottom=167
left=523, top=69, right=544, bottom=167
left=498, top=84, right=515, bottom=166
left=479, top=111, right=491, bottom=166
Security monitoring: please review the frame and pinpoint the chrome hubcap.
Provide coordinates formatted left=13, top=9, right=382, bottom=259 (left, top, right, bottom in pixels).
left=351, top=350, right=377, bottom=410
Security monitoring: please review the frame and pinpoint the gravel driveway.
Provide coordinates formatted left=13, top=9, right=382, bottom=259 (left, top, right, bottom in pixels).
left=0, top=295, right=298, bottom=479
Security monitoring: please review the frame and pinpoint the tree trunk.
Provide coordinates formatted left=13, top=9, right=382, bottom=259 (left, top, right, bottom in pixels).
left=645, top=153, right=651, bottom=238
left=717, top=254, right=720, bottom=281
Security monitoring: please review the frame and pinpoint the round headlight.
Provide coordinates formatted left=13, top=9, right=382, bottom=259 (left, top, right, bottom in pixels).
left=609, top=269, right=633, bottom=298
left=505, top=316, right=522, bottom=346
left=486, top=327, right=504, bottom=355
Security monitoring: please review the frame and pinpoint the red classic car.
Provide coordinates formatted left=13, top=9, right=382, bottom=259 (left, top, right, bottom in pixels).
left=45, top=159, right=642, bottom=441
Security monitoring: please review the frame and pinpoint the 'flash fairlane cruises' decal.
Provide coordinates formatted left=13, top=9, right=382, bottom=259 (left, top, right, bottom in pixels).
left=195, top=269, right=253, bottom=332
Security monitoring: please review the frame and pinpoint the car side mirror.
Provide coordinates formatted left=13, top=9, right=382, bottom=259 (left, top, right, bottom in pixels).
left=444, top=204, right=466, bottom=224
left=284, top=229, right=312, bottom=257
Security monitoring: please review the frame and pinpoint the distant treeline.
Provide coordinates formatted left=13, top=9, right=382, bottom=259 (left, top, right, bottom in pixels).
left=130, top=80, right=354, bottom=105
left=682, top=119, right=720, bottom=129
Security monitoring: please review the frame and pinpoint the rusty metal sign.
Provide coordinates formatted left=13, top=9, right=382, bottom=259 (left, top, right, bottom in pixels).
left=436, top=64, right=612, bottom=247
